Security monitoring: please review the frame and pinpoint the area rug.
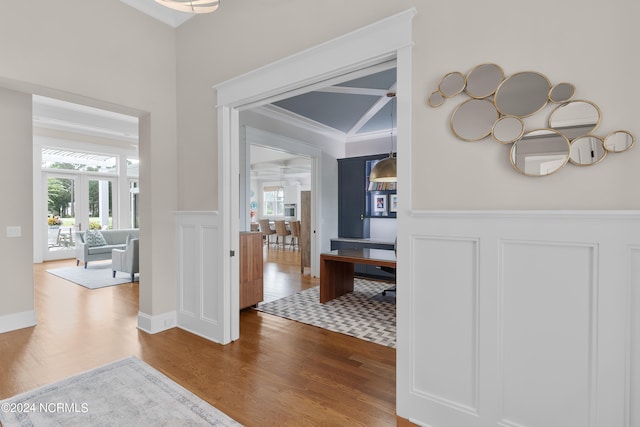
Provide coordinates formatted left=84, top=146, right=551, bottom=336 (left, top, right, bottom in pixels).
left=255, top=278, right=396, bottom=348
left=0, top=356, right=242, bottom=427
left=47, top=261, right=137, bottom=289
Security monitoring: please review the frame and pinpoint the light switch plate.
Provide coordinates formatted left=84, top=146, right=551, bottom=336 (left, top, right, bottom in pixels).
left=7, top=226, right=21, bottom=237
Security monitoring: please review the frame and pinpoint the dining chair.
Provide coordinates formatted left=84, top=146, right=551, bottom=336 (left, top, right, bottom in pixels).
left=258, top=219, right=275, bottom=247
left=288, top=220, right=300, bottom=250
left=274, top=220, right=291, bottom=250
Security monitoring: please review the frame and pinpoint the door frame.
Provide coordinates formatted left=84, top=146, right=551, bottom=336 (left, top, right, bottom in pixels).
left=42, top=172, right=119, bottom=261
left=214, top=8, right=416, bottom=342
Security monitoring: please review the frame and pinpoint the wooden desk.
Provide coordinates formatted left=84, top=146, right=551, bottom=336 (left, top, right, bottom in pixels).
left=320, top=248, right=396, bottom=303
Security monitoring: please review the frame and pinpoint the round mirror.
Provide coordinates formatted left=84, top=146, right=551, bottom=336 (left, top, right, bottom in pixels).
left=510, top=129, right=570, bottom=176
left=569, top=136, right=607, bottom=166
left=492, top=115, right=525, bottom=144
left=603, top=130, right=635, bottom=153
left=548, top=100, right=601, bottom=141
left=549, top=82, right=575, bottom=103
left=439, top=71, right=466, bottom=98
left=450, top=99, right=499, bottom=141
left=494, top=71, right=551, bottom=117
left=427, top=90, right=444, bottom=107
left=465, top=63, right=504, bottom=99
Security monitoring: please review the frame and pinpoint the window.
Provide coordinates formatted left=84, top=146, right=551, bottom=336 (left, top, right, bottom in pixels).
left=263, top=186, right=284, bottom=216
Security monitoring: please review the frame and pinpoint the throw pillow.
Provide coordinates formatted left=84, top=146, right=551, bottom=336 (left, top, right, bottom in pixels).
left=126, top=233, right=134, bottom=246
left=85, top=230, right=107, bottom=247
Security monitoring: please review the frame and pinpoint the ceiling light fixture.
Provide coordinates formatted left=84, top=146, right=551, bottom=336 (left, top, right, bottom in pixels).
left=369, top=93, right=397, bottom=182
left=155, top=0, right=220, bottom=14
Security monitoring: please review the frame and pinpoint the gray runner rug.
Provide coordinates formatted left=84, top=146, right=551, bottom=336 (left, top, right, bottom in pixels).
left=255, top=278, right=396, bottom=348
left=0, top=356, right=241, bottom=427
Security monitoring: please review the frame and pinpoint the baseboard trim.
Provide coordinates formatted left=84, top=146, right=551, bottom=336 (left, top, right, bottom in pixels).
left=137, top=311, right=177, bottom=334
left=0, top=310, right=36, bottom=334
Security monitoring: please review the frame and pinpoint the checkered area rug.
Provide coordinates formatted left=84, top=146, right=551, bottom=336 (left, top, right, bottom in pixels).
left=255, top=278, right=396, bottom=348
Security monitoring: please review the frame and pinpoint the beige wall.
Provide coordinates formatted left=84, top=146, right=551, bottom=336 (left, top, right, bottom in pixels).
left=176, top=0, right=639, bottom=211
left=0, top=0, right=178, bottom=319
left=0, top=89, right=34, bottom=318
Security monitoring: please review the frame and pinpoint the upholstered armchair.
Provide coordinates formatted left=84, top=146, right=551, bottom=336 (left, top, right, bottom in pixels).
left=112, top=238, right=139, bottom=282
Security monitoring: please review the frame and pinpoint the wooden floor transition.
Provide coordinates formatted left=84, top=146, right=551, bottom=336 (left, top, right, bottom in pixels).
left=0, top=245, right=397, bottom=426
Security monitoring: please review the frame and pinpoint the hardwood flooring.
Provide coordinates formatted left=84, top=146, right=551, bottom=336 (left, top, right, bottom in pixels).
left=0, top=247, right=397, bottom=426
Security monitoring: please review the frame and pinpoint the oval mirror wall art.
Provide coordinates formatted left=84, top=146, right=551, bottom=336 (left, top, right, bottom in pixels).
left=427, top=91, right=445, bottom=107
left=450, top=99, right=499, bottom=141
left=548, top=100, right=601, bottom=141
left=438, top=71, right=466, bottom=98
left=492, top=115, right=525, bottom=144
left=510, top=129, right=570, bottom=177
left=549, top=82, right=575, bottom=103
left=427, top=64, right=635, bottom=176
left=465, top=63, right=504, bottom=99
left=603, top=130, right=635, bottom=152
left=569, top=136, right=607, bottom=166
left=494, top=71, right=551, bottom=117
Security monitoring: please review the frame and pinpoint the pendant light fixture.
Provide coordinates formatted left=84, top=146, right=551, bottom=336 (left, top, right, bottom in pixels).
left=155, top=0, right=220, bottom=14
left=369, top=93, right=397, bottom=182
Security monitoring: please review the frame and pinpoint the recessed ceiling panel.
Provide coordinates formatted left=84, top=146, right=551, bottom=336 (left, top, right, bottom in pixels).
left=358, top=101, right=395, bottom=134
left=336, top=68, right=396, bottom=90
left=274, top=92, right=380, bottom=133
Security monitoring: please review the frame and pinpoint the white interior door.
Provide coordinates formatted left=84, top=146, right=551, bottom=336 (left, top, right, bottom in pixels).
left=44, top=173, right=78, bottom=260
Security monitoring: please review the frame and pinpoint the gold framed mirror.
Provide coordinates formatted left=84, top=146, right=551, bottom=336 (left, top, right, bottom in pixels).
left=427, top=90, right=444, bottom=107
left=494, top=71, right=551, bottom=117
left=450, top=99, right=499, bottom=141
left=549, top=82, right=575, bottom=103
left=548, top=100, right=601, bottom=141
left=569, top=136, right=607, bottom=166
left=438, top=71, right=466, bottom=98
left=603, top=130, right=635, bottom=153
left=491, top=115, right=525, bottom=144
left=465, top=63, right=504, bottom=99
left=510, top=129, right=570, bottom=176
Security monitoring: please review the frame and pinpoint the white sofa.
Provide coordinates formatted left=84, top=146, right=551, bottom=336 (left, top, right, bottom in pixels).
left=75, top=229, right=139, bottom=268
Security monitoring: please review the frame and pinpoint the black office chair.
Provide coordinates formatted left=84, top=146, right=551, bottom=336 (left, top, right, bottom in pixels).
left=380, top=267, right=396, bottom=296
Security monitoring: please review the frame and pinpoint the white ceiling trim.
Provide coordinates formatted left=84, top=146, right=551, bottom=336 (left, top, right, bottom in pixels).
left=252, top=104, right=346, bottom=141
left=346, top=82, right=397, bottom=136
left=315, top=86, right=389, bottom=97
left=33, top=117, right=138, bottom=143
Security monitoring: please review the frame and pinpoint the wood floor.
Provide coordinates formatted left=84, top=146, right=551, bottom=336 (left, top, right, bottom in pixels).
left=0, top=246, right=397, bottom=426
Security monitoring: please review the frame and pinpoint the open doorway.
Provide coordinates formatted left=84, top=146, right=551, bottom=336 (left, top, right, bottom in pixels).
left=246, top=144, right=313, bottom=302
left=214, top=9, right=414, bottom=343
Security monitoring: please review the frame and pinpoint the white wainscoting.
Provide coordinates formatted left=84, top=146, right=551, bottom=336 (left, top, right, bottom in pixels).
left=397, top=211, right=640, bottom=427
left=175, top=211, right=226, bottom=343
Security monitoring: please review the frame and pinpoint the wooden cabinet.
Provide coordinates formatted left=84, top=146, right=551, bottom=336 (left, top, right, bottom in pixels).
left=239, top=232, right=263, bottom=309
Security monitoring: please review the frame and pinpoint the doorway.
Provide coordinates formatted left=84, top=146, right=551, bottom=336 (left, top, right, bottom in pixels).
left=215, top=9, right=415, bottom=343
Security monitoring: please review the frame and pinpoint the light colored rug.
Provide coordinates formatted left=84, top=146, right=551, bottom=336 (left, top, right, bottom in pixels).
left=0, top=356, right=242, bottom=427
left=255, top=278, right=396, bottom=348
left=47, top=261, right=137, bottom=289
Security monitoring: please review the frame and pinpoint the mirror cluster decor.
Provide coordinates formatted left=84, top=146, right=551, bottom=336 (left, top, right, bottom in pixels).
left=427, top=63, right=635, bottom=177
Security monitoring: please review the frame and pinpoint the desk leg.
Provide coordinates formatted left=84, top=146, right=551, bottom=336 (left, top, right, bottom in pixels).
left=320, top=258, right=354, bottom=303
